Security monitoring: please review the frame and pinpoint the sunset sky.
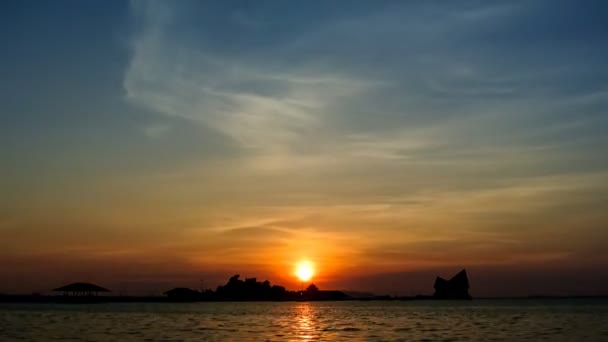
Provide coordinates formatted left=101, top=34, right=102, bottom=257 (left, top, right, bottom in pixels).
left=1, top=1, right=608, bottom=297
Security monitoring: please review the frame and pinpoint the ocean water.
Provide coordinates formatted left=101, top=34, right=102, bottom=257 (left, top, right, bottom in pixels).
left=1, top=299, right=607, bottom=341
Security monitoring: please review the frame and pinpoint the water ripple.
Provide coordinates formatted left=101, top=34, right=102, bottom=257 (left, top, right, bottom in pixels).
left=0, top=300, right=607, bottom=341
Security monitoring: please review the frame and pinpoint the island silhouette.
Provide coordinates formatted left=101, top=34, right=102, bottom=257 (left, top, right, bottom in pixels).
left=164, top=275, right=350, bottom=302
left=0, top=269, right=475, bottom=303
left=433, top=269, right=472, bottom=300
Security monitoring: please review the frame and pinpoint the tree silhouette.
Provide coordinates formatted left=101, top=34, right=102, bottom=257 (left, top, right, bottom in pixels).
left=306, top=283, right=319, bottom=293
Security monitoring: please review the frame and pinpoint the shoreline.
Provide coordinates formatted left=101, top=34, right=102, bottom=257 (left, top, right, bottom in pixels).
left=1, top=294, right=606, bottom=304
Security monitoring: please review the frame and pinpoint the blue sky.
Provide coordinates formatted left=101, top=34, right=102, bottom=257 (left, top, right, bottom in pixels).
left=1, top=0, right=608, bottom=295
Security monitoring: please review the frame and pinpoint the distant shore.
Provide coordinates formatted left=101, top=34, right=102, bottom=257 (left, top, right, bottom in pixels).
left=1, top=294, right=606, bottom=304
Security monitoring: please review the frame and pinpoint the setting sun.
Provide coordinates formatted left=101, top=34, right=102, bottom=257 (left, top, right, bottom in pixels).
left=294, top=260, right=315, bottom=282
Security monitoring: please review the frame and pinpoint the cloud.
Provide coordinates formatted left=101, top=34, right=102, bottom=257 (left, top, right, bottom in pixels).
left=125, top=1, right=378, bottom=160
left=118, top=0, right=608, bottom=281
left=142, top=123, right=171, bottom=138
left=2, top=0, right=608, bottom=295
left=124, top=1, right=607, bottom=173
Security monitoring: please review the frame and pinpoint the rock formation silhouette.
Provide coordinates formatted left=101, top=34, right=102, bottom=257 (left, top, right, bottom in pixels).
left=433, top=269, right=472, bottom=299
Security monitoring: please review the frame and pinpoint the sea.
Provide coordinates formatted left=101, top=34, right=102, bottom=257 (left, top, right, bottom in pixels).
left=1, top=299, right=607, bottom=341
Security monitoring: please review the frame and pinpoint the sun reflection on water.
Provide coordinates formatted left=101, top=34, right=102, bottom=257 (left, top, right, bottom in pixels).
left=294, top=303, right=318, bottom=341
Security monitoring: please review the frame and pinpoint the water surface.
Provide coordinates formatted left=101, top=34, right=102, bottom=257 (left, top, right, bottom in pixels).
left=1, top=299, right=607, bottom=341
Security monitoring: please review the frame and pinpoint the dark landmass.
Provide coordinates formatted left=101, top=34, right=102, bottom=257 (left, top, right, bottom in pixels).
left=5, top=268, right=599, bottom=303
left=2, top=293, right=606, bottom=304
left=165, top=275, right=350, bottom=302
left=480, top=295, right=608, bottom=300
left=0, top=275, right=348, bottom=303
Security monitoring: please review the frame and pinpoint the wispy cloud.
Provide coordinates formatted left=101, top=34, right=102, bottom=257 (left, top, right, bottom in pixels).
left=113, top=0, right=608, bottom=289
left=3, top=0, right=608, bottom=296
left=125, top=2, right=378, bottom=159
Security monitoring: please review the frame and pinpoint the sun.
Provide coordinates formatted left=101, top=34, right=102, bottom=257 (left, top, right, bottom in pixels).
left=294, top=260, right=314, bottom=282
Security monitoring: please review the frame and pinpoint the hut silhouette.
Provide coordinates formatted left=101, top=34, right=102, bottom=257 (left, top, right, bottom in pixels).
left=53, top=282, right=110, bottom=296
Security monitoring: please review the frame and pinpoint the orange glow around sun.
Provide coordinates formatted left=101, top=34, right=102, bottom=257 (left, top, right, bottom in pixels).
left=295, top=260, right=314, bottom=282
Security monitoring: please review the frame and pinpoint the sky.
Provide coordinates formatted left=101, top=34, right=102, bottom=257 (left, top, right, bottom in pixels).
left=1, top=0, right=608, bottom=297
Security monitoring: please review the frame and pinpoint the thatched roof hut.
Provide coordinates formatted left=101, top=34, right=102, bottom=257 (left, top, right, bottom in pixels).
left=53, top=282, right=110, bottom=296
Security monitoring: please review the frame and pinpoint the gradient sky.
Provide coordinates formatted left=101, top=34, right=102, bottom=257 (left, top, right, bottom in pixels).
left=1, top=0, right=608, bottom=296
